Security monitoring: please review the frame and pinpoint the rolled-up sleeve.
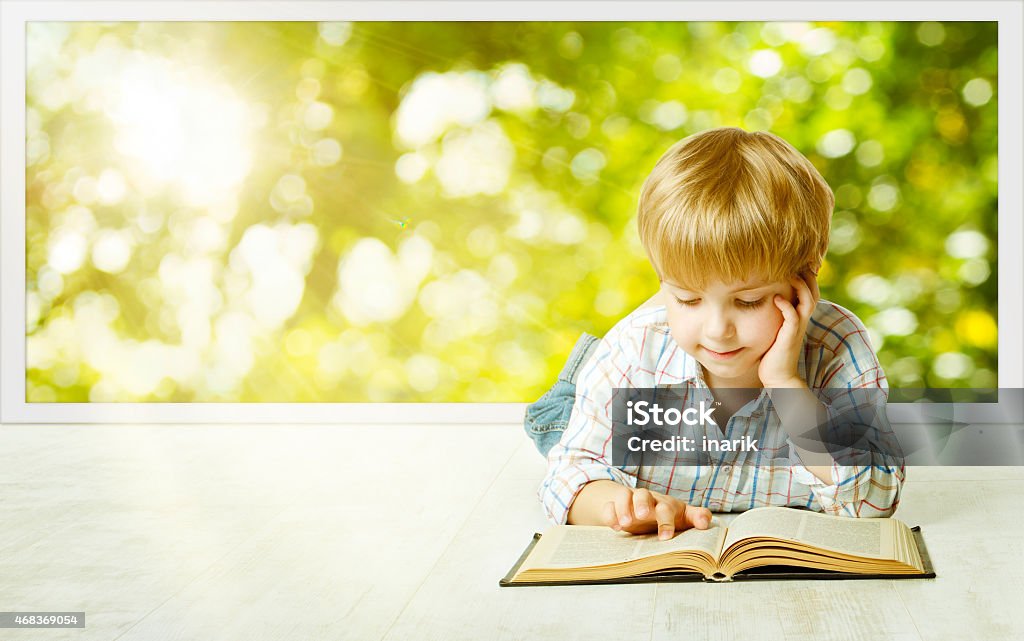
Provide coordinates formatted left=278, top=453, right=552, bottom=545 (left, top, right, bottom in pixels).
left=790, top=367, right=906, bottom=517
left=538, top=330, right=642, bottom=525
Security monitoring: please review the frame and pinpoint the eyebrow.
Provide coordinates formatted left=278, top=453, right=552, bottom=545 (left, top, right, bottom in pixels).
left=666, top=282, right=771, bottom=294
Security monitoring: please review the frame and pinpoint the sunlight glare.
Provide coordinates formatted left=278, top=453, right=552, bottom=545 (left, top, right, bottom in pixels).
left=110, top=54, right=254, bottom=208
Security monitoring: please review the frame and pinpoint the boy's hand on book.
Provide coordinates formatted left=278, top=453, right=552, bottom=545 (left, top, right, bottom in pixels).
left=758, top=271, right=819, bottom=389
left=602, top=486, right=712, bottom=540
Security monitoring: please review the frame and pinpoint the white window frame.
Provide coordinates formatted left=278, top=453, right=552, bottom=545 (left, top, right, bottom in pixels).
left=2, top=1, right=1021, bottom=423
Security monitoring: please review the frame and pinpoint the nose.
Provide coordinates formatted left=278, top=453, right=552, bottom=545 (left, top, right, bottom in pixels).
left=703, top=307, right=735, bottom=342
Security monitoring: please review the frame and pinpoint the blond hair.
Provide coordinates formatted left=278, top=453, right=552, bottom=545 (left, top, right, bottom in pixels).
left=637, top=127, right=833, bottom=290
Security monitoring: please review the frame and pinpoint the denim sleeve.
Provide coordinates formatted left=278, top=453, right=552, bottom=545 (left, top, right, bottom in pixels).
left=522, top=333, right=600, bottom=457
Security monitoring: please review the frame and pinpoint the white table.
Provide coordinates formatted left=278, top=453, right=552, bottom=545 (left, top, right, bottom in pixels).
left=1, top=424, right=1021, bottom=641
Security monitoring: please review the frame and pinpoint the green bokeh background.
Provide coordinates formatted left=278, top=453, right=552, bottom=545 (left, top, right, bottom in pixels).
left=25, top=21, right=998, bottom=402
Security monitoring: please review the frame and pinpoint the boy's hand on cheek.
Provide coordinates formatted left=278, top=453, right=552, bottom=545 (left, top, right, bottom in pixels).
left=758, top=273, right=818, bottom=388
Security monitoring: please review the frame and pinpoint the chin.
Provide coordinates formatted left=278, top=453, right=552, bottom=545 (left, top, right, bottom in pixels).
left=700, top=361, right=742, bottom=377
left=702, top=360, right=758, bottom=382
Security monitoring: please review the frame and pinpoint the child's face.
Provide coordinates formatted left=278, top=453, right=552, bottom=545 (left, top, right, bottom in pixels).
left=662, top=276, right=795, bottom=387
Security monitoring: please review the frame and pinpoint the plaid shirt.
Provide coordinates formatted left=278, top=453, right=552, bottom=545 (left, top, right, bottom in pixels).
left=538, top=300, right=905, bottom=525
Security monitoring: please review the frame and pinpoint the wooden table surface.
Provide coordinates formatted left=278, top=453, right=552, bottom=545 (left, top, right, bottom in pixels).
left=1, top=424, right=1021, bottom=641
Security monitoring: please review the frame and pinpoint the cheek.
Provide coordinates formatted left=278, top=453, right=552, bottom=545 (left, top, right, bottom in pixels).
left=742, top=308, right=785, bottom=346
left=666, top=309, right=699, bottom=344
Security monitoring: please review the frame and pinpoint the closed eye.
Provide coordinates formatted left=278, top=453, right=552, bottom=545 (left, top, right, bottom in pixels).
left=673, top=297, right=766, bottom=308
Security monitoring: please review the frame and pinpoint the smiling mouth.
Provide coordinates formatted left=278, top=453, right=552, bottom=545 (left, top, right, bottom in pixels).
left=703, top=346, right=744, bottom=360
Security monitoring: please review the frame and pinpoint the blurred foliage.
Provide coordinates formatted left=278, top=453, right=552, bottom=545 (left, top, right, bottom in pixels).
left=25, top=21, right=998, bottom=402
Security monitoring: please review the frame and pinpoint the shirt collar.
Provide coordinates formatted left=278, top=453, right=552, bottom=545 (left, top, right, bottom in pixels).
left=653, top=336, right=707, bottom=387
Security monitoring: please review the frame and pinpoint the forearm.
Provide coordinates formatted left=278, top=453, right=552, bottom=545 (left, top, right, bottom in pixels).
left=767, top=381, right=834, bottom=483
left=805, top=461, right=905, bottom=517
left=790, top=447, right=835, bottom=484
left=566, top=479, right=630, bottom=525
left=771, top=382, right=905, bottom=515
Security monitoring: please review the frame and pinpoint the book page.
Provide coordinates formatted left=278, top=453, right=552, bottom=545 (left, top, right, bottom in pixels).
left=523, top=522, right=726, bottom=570
left=798, top=513, right=886, bottom=557
left=722, top=507, right=895, bottom=559
left=723, top=507, right=803, bottom=549
left=630, top=522, right=726, bottom=562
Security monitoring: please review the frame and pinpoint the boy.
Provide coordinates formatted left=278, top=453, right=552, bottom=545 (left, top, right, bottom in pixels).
left=528, top=127, right=904, bottom=540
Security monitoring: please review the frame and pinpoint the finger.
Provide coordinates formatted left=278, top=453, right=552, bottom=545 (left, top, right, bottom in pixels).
left=790, top=277, right=815, bottom=319
left=677, top=503, right=713, bottom=531
left=794, top=270, right=819, bottom=307
left=615, top=489, right=634, bottom=528
left=602, top=501, right=622, bottom=531
left=632, top=488, right=656, bottom=520
left=771, top=297, right=798, bottom=348
left=655, top=500, right=677, bottom=540
left=774, top=294, right=799, bottom=327
left=790, top=274, right=815, bottom=315
left=803, top=268, right=821, bottom=304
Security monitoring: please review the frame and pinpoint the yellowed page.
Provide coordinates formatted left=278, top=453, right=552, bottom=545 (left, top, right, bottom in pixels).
left=722, top=507, right=897, bottom=559
left=520, top=522, right=726, bottom=572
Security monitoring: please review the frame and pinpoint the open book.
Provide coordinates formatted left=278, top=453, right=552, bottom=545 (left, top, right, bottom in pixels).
left=501, top=507, right=933, bottom=585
